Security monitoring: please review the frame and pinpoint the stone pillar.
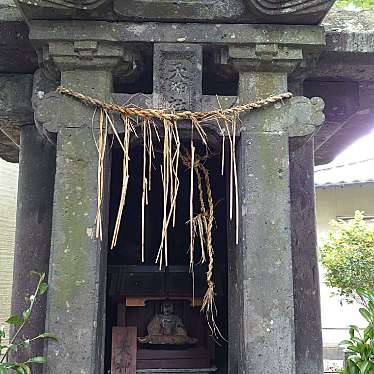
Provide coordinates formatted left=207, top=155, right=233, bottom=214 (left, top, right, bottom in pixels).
left=40, top=41, right=124, bottom=374
left=227, top=44, right=324, bottom=374
left=290, top=137, right=323, bottom=374
left=288, top=80, right=324, bottom=374
left=0, top=74, right=54, bottom=371
left=11, top=125, right=56, bottom=370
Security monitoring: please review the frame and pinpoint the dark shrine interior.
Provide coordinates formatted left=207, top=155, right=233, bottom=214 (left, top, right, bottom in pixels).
left=104, top=136, right=229, bottom=372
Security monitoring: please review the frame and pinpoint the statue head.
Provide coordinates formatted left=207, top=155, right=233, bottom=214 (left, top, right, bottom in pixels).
left=161, top=301, right=174, bottom=316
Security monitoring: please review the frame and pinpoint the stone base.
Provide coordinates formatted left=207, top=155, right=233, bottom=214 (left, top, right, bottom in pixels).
left=137, top=368, right=217, bottom=374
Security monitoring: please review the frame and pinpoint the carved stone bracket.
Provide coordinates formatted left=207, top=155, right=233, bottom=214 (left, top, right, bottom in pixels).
left=240, top=96, right=324, bottom=138
left=32, top=68, right=60, bottom=143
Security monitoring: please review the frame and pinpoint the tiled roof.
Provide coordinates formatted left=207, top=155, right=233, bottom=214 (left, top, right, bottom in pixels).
left=315, top=158, right=374, bottom=187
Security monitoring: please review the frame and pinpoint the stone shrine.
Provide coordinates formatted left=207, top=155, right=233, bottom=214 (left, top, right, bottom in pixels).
left=1, top=0, right=374, bottom=373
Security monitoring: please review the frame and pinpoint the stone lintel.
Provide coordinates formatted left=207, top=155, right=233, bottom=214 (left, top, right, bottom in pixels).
left=29, top=21, right=325, bottom=49
left=35, top=92, right=323, bottom=145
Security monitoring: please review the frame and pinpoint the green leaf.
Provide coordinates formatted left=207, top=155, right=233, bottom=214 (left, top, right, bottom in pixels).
left=18, top=363, right=31, bottom=374
left=38, top=282, right=48, bottom=295
left=361, top=361, right=370, bottom=374
left=0, top=366, right=6, bottom=374
left=6, top=315, right=23, bottom=326
left=359, top=308, right=372, bottom=323
left=348, top=359, right=359, bottom=374
left=12, top=366, right=25, bottom=374
left=348, top=345, right=361, bottom=353
left=340, top=340, right=354, bottom=346
left=22, top=308, right=31, bottom=322
left=0, top=327, right=5, bottom=339
left=27, top=356, right=48, bottom=364
left=36, top=332, right=58, bottom=342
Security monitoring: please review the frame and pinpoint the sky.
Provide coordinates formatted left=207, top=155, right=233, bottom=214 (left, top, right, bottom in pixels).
left=329, top=129, right=374, bottom=165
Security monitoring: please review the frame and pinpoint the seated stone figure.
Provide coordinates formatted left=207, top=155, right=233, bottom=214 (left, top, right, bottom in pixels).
left=138, top=301, right=197, bottom=345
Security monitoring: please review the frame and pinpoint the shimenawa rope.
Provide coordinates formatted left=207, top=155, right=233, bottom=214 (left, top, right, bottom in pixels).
left=57, top=85, right=292, bottom=338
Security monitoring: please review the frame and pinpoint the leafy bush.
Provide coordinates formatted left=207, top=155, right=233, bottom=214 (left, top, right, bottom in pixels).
left=339, top=289, right=374, bottom=374
left=320, top=211, right=374, bottom=304
left=335, top=0, right=374, bottom=9
left=0, top=272, right=57, bottom=373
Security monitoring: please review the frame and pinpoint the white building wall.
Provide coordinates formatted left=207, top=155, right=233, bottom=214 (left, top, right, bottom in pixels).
left=0, top=159, right=18, bottom=340
left=316, top=183, right=372, bottom=350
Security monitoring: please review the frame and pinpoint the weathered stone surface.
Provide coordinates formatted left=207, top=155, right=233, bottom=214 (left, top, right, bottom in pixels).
left=44, top=62, right=115, bottom=373
left=114, top=0, right=244, bottom=22
left=14, top=0, right=335, bottom=24
left=0, top=21, right=37, bottom=73
left=288, top=96, right=324, bottom=138
left=290, top=137, right=323, bottom=374
left=32, top=69, right=59, bottom=144
left=136, top=369, right=216, bottom=374
left=0, top=74, right=33, bottom=162
left=228, top=48, right=297, bottom=371
left=153, top=43, right=202, bottom=111
left=243, top=0, right=335, bottom=24
left=10, top=125, right=56, bottom=374
left=0, top=0, right=22, bottom=21
left=234, top=106, right=296, bottom=374
left=0, top=74, right=33, bottom=125
left=29, top=21, right=325, bottom=47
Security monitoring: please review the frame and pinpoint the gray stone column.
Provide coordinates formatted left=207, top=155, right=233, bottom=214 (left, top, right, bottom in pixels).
left=290, top=137, right=323, bottom=374
left=0, top=74, right=54, bottom=372
left=227, top=44, right=324, bottom=374
left=39, top=41, right=124, bottom=374
left=227, top=45, right=300, bottom=374
left=11, top=125, right=56, bottom=371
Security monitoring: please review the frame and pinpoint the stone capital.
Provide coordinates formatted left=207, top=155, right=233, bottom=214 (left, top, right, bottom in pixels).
left=228, top=44, right=303, bottom=73
left=40, top=40, right=135, bottom=73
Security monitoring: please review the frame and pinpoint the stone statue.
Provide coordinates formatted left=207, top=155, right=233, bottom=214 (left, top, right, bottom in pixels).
left=138, top=301, right=197, bottom=345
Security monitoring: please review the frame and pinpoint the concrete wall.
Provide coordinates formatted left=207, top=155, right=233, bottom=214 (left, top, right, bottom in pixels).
left=316, top=183, right=372, bottom=354
left=0, top=159, right=18, bottom=340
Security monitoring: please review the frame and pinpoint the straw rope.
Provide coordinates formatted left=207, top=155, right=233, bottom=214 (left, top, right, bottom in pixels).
left=57, top=86, right=292, bottom=338
left=57, top=86, right=292, bottom=122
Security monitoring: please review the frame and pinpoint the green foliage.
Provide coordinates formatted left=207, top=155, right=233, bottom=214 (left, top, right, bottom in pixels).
left=0, top=272, right=58, bottom=373
left=335, top=0, right=374, bottom=9
left=320, top=211, right=374, bottom=303
left=339, top=289, right=374, bottom=374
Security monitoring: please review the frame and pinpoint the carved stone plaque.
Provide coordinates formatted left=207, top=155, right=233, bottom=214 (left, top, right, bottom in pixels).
left=153, top=44, right=202, bottom=111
